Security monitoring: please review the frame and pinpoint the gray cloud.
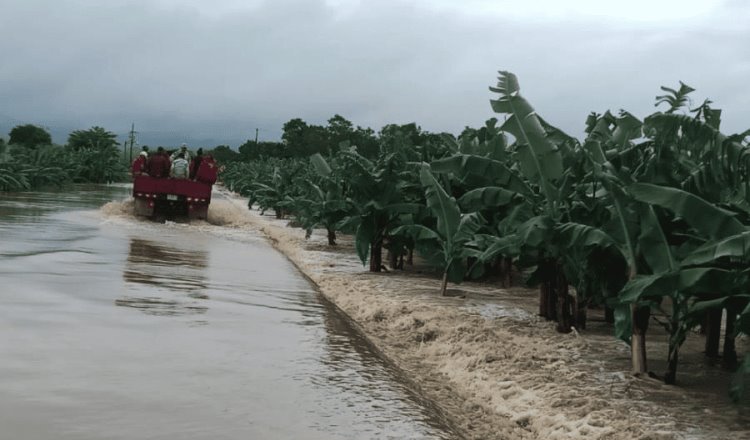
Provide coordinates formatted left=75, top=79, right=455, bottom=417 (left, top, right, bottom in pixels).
left=0, top=0, right=748, bottom=147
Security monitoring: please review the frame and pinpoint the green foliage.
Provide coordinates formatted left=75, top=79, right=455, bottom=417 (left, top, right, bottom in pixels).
left=67, top=126, right=118, bottom=151
left=219, top=72, right=750, bottom=395
left=8, top=124, right=52, bottom=149
left=655, top=82, right=695, bottom=114
left=209, top=145, right=241, bottom=163
left=0, top=141, right=126, bottom=191
left=393, top=166, right=489, bottom=294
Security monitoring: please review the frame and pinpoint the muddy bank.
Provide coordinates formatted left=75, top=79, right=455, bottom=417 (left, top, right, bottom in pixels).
left=212, top=193, right=748, bottom=439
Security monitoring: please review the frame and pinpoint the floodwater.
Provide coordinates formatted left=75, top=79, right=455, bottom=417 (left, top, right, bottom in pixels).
left=0, top=185, right=457, bottom=440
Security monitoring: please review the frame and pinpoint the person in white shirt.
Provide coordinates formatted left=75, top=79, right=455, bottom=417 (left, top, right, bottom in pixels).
left=170, top=153, right=189, bottom=179
left=171, top=144, right=191, bottom=163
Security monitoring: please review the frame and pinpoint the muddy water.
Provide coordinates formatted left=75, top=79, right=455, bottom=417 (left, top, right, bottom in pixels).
left=0, top=185, right=457, bottom=440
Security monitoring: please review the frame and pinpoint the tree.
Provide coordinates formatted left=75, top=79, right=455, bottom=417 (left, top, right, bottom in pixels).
left=353, top=126, right=379, bottom=158
left=209, top=145, right=240, bottom=163
left=326, top=114, right=354, bottom=149
left=281, top=118, right=309, bottom=155
left=9, top=124, right=52, bottom=149
left=282, top=118, right=330, bottom=157
left=239, top=140, right=286, bottom=160
left=67, top=126, right=118, bottom=151
left=0, top=138, right=7, bottom=162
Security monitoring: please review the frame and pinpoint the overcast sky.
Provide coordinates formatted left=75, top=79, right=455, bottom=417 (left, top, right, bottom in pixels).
left=0, top=0, right=748, bottom=147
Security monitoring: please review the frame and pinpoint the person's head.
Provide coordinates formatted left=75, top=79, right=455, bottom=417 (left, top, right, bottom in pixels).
left=157, top=146, right=165, bottom=155
left=139, top=151, right=148, bottom=158
left=141, top=146, right=149, bottom=152
left=197, top=148, right=203, bottom=156
left=181, top=143, right=187, bottom=151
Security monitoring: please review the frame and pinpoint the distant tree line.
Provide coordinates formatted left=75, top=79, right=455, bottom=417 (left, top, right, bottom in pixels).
left=0, top=115, right=452, bottom=190
left=224, top=114, right=448, bottom=163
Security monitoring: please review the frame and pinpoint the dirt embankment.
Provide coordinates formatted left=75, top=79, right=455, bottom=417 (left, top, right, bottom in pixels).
left=212, top=195, right=749, bottom=440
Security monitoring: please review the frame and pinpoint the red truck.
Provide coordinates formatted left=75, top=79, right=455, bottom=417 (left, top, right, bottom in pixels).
left=132, top=176, right=212, bottom=220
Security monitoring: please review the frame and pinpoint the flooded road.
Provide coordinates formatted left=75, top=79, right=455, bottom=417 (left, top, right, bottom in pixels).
left=0, top=185, right=457, bottom=439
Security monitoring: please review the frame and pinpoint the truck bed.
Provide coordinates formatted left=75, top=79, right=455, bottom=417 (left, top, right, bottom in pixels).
left=132, top=176, right=212, bottom=220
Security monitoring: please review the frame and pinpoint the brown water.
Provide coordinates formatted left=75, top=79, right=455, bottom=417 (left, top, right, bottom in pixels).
left=0, top=185, right=458, bottom=440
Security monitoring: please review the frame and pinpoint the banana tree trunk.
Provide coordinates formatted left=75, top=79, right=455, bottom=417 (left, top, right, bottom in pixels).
left=327, top=227, right=336, bottom=246
left=554, top=264, right=572, bottom=334
left=369, top=237, right=383, bottom=272
left=724, top=305, right=738, bottom=364
left=495, top=257, right=512, bottom=288
left=665, top=347, right=679, bottom=385
left=538, top=259, right=557, bottom=320
left=574, top=295, right=587, bottom=331
left=604, top=306, right=615, bottom=324
left=440, top=271, right=449, bottom=296
left=631, top=304, right=650, bottom=375
left=388, top=248, right=398, bottom=270
left=539, top=281, right=550, bottom=318
left=704, top=308, right=722, bottom=358
left=503, top=257, right=512, bottom=288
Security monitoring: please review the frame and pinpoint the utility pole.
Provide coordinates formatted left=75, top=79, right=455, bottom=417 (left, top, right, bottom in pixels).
left=255, top=128, right=259, bottom=146
left=128, top=123, right=136, bottom=162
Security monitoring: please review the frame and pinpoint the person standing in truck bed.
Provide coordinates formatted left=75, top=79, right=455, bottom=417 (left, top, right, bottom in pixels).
left=189, top=148, right=203, bottom=180
left=171, top=144, right=190, bottom=163
left=131, top=151, right=149, bottom=178
left=148, top=147, right=171, bottom=178
left=170, top=153, right=189, bottom=179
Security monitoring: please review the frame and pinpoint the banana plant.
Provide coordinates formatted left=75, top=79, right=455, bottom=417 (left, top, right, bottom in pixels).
left=486, top=71, right=586, bottom=333
left=250, top=159, right=308, bottom=218
left=392, top=165, right=488, bottom=295
left=285, top=153, right=351, bottom=245
left=336, top=149, right=422, bottom=272
left=583, top=92, right=750, bottom=382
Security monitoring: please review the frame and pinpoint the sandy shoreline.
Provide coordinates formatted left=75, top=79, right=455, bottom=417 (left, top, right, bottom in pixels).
left=210, top=194, right=749, bottom=440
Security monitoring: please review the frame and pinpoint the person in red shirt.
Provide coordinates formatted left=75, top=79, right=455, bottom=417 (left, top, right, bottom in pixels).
left=189, top=148, right=203, bottom=180
left=130, top=151, right=149, bottom=178
left=147, top=147, right=171, bottom=178
left=195, top=154, right=218, bottom=184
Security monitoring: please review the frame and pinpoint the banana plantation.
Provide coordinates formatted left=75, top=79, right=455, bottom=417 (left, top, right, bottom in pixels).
left=0, top=126, right=127, bottom=191
left=221, top=72, right=750, bottom=398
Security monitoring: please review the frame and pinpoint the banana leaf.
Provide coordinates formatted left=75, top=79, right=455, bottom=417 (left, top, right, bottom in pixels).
left=310, top=153, right=332, bottom=177
left=458, top=186, right=516, bottom=211
left=430, top=154, right=532, bottom=195
left=682, top=231, right=750, bottom=266
left=629, top=183, right=745, bottom=239
left=420, top=165, right=460, bottom=254
left=490, top=71, right=563, bottom=207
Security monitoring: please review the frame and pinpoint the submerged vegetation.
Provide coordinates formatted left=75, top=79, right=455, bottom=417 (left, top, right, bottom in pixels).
left=0, top=125, right=127, bottom=191
left=221, top=71, right=750, bottom=399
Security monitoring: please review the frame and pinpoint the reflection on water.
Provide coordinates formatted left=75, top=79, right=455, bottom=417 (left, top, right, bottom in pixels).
left=127, top=238, right=208, bottom=268
left=123, top=238, right=208, bottom=291
left=120, top=238, right=210, bottom=316
left=114, top=297, right=209, bottom=316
